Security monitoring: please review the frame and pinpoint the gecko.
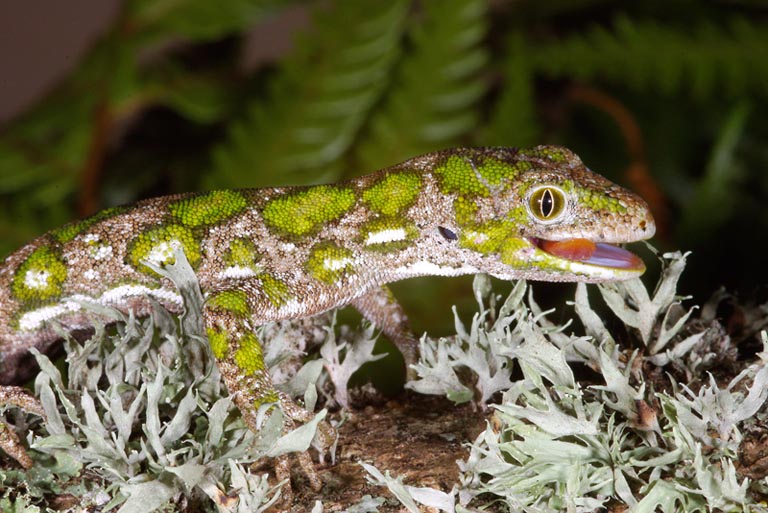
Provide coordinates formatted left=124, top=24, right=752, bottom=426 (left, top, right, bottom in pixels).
left=0, top=145, right=655, bottom=486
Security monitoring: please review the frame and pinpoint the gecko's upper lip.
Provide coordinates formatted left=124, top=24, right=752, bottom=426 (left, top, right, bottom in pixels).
left=530, top=237, right=645, bottom=271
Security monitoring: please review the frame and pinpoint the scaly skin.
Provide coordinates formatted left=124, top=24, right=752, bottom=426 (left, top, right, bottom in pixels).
left=0, top=145, right=655, bottom=478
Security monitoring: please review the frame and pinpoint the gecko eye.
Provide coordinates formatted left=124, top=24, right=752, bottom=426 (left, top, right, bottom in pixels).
left=438, top=226, right=458, bottom=241
left=529, top=186, right=565, bottom=221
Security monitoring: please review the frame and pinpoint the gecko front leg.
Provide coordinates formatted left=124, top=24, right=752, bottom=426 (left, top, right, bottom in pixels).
left=203, top=286, right=335, bottom=491
left=0, top=386, right=46, bottom=469
left=351, top=285, right=420, bottom=380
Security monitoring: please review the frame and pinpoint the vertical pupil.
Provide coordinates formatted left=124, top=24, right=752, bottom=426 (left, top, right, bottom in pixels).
left=540, top=189, right=554, bottom=217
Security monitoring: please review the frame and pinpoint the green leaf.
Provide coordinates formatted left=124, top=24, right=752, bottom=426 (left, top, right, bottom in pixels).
left=130, top=0, right=294, bottom=41
left=530, top=16, right=768, bottom=99
left=481, top=33, right=539, bottom=147
left=210, top=0, right=408, bottom=187
left=152, top=72, right=236, bottom=123
left=677, top=102, right=749, bottom=244
left=355, top=0, right=489, bottom=171
left=0, top=32, right=143, bottom=254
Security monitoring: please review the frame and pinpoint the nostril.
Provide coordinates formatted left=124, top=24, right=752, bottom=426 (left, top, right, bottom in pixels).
left=639, top=220, right=647, bottom=230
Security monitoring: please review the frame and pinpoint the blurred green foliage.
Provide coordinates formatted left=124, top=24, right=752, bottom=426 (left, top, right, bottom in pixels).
left=1, top=0, right=767, bottom=310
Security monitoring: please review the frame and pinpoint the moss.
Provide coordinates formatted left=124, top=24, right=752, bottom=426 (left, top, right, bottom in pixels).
left=262, top=185, right=356, bottom=237
left=11, top=246, right=68, bottom=303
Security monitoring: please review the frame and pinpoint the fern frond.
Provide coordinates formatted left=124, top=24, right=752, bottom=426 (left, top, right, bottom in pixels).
left=0, top=88, right=100, bottom=253
left=531, top=16, right=767, bottom=99
left=129, top=0, right=296, bottom=41
left=480, top=33, right=539, bottom=148
left=209, top=0, right=408, bottom=188
left=354, top=0, right=489, bottom=172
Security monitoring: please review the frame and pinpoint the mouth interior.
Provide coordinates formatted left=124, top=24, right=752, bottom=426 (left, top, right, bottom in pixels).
left=532, top=238, right=644, bottom=271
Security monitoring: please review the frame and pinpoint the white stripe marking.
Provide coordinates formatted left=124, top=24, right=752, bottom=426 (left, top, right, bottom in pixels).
left=365, top=228, right=407, bottom=245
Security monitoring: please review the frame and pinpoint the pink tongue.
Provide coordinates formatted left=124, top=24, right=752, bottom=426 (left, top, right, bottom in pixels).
left=539, top=238, right=644, bottom=271
left=584, top=243, right=644, bottom=270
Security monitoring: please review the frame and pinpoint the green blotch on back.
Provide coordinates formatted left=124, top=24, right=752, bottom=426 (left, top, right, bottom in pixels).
left=128, top=224, right=200, bottom=276
left=170, top=190, right=248, bottom=228
left=234, top=333, right=266, bottom=375
left=260, top=275, right=292, bottom=308
left=306, top=243, right=355, bottom=284
left=51, top=206, right=128, bottom=243
left=453, top=196, right=479, bottom=226
left=224, top=238, right=260, bottom=268
left=435, top=156, right=488, bottom=197
left=207, top=327, right=229, bottom=360
left=207, top=290, right=249, bottom=318
left=362, top=172, right=421, bottom=216
left=477, top=158, right=515, bottom=186
left=11, top=246, right=68, bottom=302
left=359, top=218, right=418, bottom=253
left=435, top=156, right=518, bottom=197
left=262, top=185, right=356, bottom=237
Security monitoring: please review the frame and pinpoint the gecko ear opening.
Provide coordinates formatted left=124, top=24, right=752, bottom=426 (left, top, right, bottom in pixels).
left=437, top=226, right=458, bottom=241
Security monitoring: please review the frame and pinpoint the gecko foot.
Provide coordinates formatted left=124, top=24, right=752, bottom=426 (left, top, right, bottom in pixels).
left=278, top=392, right=336, bottom=488
left=253, top=392, right=337, bottom=506
left=0, top=386, right=46, bottom=469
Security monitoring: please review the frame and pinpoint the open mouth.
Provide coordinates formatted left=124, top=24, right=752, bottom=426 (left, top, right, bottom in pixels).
left=530, top=237, right=644, bottom=271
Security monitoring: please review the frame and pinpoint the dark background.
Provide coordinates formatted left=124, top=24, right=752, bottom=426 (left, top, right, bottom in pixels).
left=1, top=0, right=766, bottom=336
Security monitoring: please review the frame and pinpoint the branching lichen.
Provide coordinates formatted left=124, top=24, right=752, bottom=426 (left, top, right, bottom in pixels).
left=388, top=250, right=768, bottom=512
left=3, top=250, right=767, bottom=512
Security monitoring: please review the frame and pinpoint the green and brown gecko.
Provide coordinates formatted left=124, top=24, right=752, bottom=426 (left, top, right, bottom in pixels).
left=0, top=145, right=654, bottom=482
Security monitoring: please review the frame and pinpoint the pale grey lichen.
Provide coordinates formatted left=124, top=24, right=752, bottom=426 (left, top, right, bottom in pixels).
left=4, top=248, right=768, bottom=512
left=388, top=249, right=768, bottom=512
left=0, top=249, right=332, bottom=512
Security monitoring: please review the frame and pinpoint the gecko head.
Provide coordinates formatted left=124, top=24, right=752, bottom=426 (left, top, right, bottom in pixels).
left=436, top=145, right=656, bottom=283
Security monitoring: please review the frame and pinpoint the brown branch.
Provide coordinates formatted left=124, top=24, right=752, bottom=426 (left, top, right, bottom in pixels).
left=566, top=84, right=669, bottom=241
left=76, top=101, right=113, bottom=218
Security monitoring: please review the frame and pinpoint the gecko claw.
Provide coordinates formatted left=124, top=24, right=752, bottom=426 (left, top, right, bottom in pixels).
left=0, top=386, right=46, bottom=469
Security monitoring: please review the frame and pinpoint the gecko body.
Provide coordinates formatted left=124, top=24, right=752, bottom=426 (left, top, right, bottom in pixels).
left=0, top=146, right=655, bottom=473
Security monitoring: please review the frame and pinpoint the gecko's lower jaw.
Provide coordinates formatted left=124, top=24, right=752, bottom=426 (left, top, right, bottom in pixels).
left=531, top=237, right=645, bottom=272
